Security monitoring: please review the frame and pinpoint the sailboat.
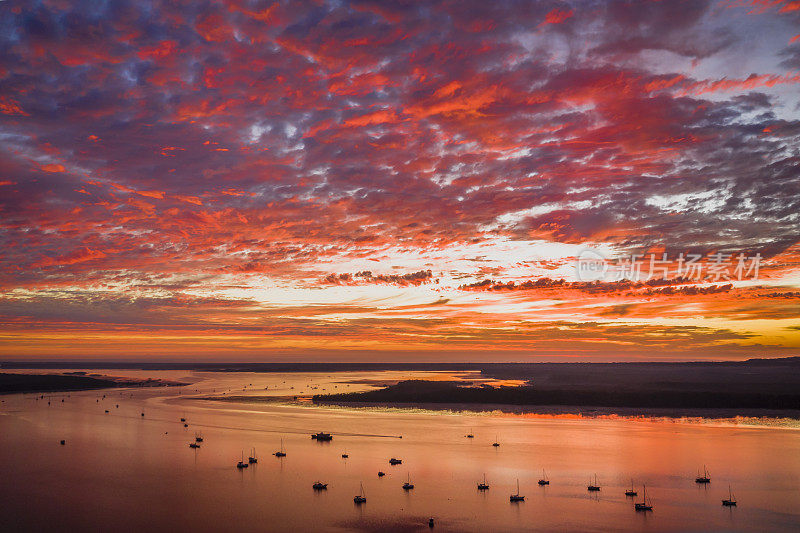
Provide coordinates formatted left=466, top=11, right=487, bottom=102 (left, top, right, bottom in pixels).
left=403, top=473, right=415, bottom=490
left=587, top=474, right=600, bottom=491
left=236, top=451, right=248, bottom=469
left=248, top=447, right=258, bottom=464
left=492, top=434, right=500, bottom=447
left=634, top=484, right=653, bottom=511
left=189, top=442, right=200, bottom=448
left=722, top=485, right=737, bottom=506
left=353, top=482, right=366, bottom=504
left=477, top=473, right=489, bottom=490
left=509, top=479, right=525, bottom=501
left=625, top=479, right=637, bottom=497
left=538, top=469, right=549, bottom=486
left=695, top=465, right=711, bottom=483
left=274, top=438, right=286, bottom=457
left=466, top=428, right=474, bottom=438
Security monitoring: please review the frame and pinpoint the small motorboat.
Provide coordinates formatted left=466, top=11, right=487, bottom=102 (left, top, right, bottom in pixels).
left=189, top=443, right=200, bottom=449
left=389, top=458, right=402, bottom=465
left=311, top=432, right=333, bottom=441
left=341, top=453, right=349, bottom=458
left=312, top=481, right=328, bottom=490
left=378, top=471, right=386, bottom=477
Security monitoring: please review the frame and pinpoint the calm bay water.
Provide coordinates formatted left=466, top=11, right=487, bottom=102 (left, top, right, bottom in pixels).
left=1, top=370, right=799, bottom=532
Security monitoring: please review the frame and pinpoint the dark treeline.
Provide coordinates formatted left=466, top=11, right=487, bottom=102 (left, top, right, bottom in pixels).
left=313, top=380, right=800, bottom=410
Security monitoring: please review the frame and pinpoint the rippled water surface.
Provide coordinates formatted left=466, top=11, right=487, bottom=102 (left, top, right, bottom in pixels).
left=1, top=370, right=799, bottom=532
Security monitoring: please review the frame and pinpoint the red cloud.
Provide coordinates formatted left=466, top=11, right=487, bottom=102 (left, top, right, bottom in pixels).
left=37, top=247, right=108, bottom=268
left=542, top=8, right=574, bottom=25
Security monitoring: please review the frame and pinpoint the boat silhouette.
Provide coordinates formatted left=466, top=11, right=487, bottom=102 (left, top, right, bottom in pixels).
left=354, top=482, right=366, bottom=504
left=538, top=469, right=549, bottom=486
left=274, top=438, right=286, bottom=457
left=509, top=479, right=524, bottom=502
left=695, top=465, right=711, bottom=484
left=722, top=485, right=737, bottom=506
left=634, top=484, right=653, bottom=511
left=236, top=451, right=248, bottom=469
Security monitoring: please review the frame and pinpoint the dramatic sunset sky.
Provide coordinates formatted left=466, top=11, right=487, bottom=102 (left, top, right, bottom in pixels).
left=1, top=0, right=799, bottom=361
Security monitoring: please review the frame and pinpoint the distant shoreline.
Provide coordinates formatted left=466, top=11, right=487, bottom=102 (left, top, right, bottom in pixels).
left=0, top=372, right=187, bottom=395
left=312, top=379, right=800, bottom=417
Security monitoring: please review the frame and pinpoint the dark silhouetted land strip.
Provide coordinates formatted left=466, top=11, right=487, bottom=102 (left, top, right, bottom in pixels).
left=0, top=373, right=118, bottom=394
left=0, top=373, right=189, bottom=394
left=313, top=380, right=800, bottom=411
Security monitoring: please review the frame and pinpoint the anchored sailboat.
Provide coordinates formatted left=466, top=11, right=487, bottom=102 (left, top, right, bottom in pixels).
left=695, top=465, right=711, bottom=484
left=236, top=451, right=248, bottom=469
left=587, top=474, right=600, bottom=491
left=510, top=479, right=524, bottom=502
left=274, top=438, right=286, bottom=457
left=722, top=485, right=737, bottom=506
left=538, top=469, right=549, bottom=486
left=634, top=484, right=653, bottom=511
left=354, top=483, right=366, bottom=504
left=477, top=473, right=489, bottom=490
